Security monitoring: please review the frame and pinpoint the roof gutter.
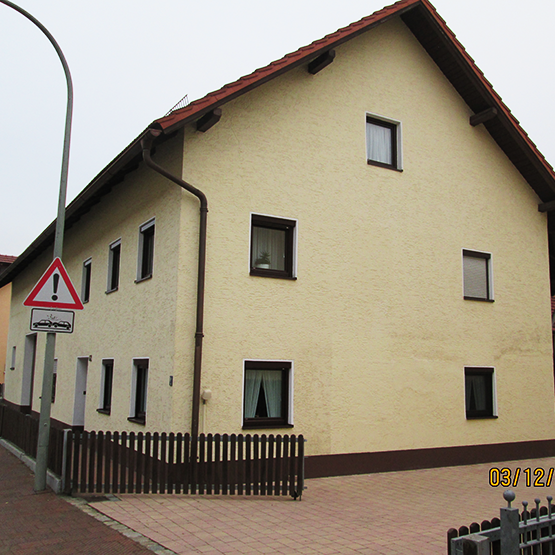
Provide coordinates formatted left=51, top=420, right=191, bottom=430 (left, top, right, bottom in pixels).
left=141, top=128, right=207, bottom=440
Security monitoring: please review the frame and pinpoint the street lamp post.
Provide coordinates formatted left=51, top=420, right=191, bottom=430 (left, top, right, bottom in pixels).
left=0, top=0, right=73, bottom=491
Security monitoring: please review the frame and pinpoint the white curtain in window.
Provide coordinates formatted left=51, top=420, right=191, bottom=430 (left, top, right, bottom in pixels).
left=464, top=255, right=488, bottom=298
left=252, top=227, right=285, bottom=270
left=262, top=371, right=282, bottom=418
left=466, top=375, right=487, bottom=411
left=367, top=122, right=392, bottom=165
left=244, top=370, right=264, bottom=418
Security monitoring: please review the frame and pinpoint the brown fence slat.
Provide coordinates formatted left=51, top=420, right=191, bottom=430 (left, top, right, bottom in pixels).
left=112, top=431, right=119, bottom=494
left=168, top=433, right=175, bottom=494
left=104, top=431, right=112, bottom=494
left=281, top=435, right=289, bottom=496
left=160, top=433, right=167, bottom=494
left=128, top=432, right=136, bottom=493
left=260, top=435, right=267, bottom=496
left=206, top=434, right=213, bottom=495
left=119, top=431, right=128, bottom=494
left=183, top=433, right=190, bottom=495
left=80, top=431, right=89, bottom=493
left=144, top=432, right=151, bottom=494
left=267, top=435, right=275, bottom=496
left=198, top=434, right=206, bottom=495
left=213, top=434, right=220, bottom=495
left=152, top=432, right=159, bottom=494
left=175, top=432, right=183, bottom=493
left=96, top=431, right=104, bottom=493
left=245, top=435, right=252, bottom=496
left=237, top=435, right=244, bottom=496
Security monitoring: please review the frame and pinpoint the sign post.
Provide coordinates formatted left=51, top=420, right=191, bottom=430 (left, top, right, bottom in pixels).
left=0, top=0, right=75, bottom=492
left=23, top=258, right=83, bottom=492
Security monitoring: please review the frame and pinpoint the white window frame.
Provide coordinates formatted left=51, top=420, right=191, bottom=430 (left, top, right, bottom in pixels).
left=136, top=218, right=155, bottom=282
left=248, top=213, right=298, bottom=278
left=462, top=249, right=494, bottom=301
left=464, top=366, right=497, bottom=419
left=107, top=239, right=121, bottom=293
left=82, top=257, right=92, bottom=303
left=129, top=358, right=149, bottom=423
left=241, top=358, right=294, bottom=428
left=365, top=112, right=403, bottom=170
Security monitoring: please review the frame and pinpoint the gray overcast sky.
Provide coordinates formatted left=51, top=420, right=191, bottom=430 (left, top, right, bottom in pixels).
left=1, top=0, right=554, bottom=257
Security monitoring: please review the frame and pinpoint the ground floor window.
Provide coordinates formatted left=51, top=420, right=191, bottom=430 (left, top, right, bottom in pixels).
left=243, top=360, right=292, bottom=428
left=98, top=360, right=113, bottom=415
left=129, top=359, right=148, bottom=424
left=465, top=367, right=496, bottom=419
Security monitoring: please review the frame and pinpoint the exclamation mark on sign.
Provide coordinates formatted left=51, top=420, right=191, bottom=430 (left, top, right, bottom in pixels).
left=52, top=273, right=59, bottom=301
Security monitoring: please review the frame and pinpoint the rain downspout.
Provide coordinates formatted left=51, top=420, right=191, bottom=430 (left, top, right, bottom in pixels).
left=141, top=128, right=207, bottom=440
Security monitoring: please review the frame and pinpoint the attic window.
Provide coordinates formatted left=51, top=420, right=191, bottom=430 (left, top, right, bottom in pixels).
left=366, top=114, right=402, bottom=171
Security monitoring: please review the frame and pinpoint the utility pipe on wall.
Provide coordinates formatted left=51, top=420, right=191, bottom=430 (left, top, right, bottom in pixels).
left=141, top=128, right=207, bottom=439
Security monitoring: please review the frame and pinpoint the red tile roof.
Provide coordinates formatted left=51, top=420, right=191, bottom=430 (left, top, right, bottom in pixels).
left=154, top=0, right=421, bottom=133
left=0, top=255, right=16, bottom=264
left=150, top=0, right=554, bottom=184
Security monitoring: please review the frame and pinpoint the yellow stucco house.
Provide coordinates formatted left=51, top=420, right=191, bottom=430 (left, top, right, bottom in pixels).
left=2, top=0, right=555, bottom=478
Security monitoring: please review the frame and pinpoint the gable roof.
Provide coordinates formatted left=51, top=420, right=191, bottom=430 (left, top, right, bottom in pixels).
left=2, top=0, right=555, bottom=289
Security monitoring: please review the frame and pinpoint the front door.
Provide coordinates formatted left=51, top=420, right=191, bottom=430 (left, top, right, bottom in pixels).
left=72, top=357, right=88, bottom=428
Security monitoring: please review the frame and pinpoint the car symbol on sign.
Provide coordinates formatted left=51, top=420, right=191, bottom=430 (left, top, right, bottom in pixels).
left=33, top=319, right=71, bottom=330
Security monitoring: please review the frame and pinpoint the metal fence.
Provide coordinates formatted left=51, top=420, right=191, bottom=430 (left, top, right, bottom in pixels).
left=449, top=491, right=555, bottom=554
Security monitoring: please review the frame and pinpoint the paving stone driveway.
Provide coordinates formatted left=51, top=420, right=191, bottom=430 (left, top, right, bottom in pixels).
left=87, top=456, right=555, bottom=554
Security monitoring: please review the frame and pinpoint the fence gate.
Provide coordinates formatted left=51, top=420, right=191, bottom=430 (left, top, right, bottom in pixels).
left=64, top=431, right=305, bottom=499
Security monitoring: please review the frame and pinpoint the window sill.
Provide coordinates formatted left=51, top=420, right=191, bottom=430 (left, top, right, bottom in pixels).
left=242, top=422, right=294, bottom=430
left=464, top=296, right=494, bottom=302
left=466, top=415, right=498, bottom=420
left=105, top=287, right=118, bottom=295
left=135, top=274, right=153, bottom=284
left=367, top=159, right=403, bottom=172
left=97, top=408, right=111, bottom=415
left=127, top=416, right=146, bottom=425
left=249, top=270, right=297, bottom=280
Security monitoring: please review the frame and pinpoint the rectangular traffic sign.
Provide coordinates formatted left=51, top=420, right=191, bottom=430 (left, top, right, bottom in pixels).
left=30, top=308, right=75, bottom=334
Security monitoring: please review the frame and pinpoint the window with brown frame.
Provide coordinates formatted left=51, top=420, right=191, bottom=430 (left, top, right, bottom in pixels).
left=128, top=359, right=148, bottom=424
left=107, top=239, right=121, bottom=293
left=465, top=367, right=496, bottom=419
left=97, top=359, right=113, bottom=415
left=82, top=258, right=91, bottom=303
left=137, top=219, right=155, bottom=282
left=243, top=361, right=292, bottom=429
left=250, top=215, right=296, bottom=279
left=463, top=250, right=493, bottom=301
left=366, top=115, right=400, bottom=170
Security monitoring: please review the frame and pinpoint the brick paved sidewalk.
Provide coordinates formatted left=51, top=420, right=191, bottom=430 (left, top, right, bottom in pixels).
left=88, top=456, right=555, bottom=555
left=0, top=445, right=163, bottom=555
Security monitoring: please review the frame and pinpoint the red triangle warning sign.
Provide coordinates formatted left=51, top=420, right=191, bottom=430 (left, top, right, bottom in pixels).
left=23, top=257, right=84, bottom=310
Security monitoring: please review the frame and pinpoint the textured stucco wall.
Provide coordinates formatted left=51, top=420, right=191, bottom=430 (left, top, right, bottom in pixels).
left=4, top=16, right=554, bottom=459
left=5, top=136, right=185, bottom=432
left=0, top=282, right=12, bottom=385
left=174, top=17, right=555, bottom=456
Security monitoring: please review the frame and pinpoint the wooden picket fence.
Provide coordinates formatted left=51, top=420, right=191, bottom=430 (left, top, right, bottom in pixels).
left=0, top=403, right=305, bottom=498
left=63, top=431, right=305, bottom=498
left=0, top=403, right=65, bottom=476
